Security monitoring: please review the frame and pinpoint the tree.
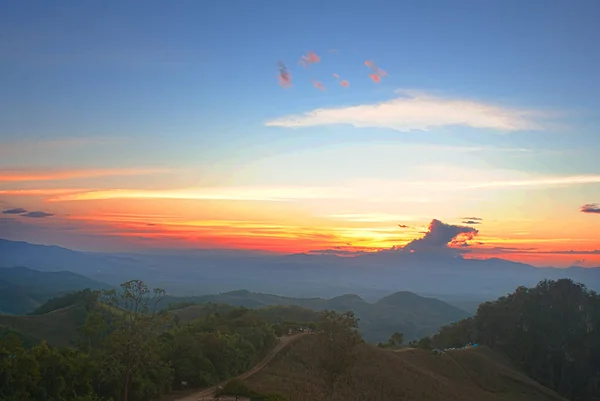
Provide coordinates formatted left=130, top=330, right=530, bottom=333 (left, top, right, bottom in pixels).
left=99, top=280, right=169, bottom=401
left=389, top=331, right=404, bottom=347
left=316, top=310, right=363, bottom=401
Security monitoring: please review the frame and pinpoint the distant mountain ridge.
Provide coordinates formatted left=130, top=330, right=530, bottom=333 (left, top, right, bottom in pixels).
left=167, top=288, right=471, bottom=343
left=1, top=238, right=599, bottom=303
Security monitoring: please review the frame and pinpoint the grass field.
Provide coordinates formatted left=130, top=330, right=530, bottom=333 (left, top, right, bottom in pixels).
left=246, top=336, right=565, bottom=401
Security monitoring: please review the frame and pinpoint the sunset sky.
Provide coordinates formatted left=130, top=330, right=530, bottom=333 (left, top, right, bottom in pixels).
left=1, top=1, right=600, bottom=267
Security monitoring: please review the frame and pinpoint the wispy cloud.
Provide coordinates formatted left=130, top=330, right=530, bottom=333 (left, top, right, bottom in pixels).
left=47, top=186, right=353, bottom=202
left=581, top=203, right=600, bottom=214
left=0, top=188, right=94, bottom=196
left=265, top=90, right=550, bottom=132
left=2, top=207, right=27, bottom=214
left=34, top=172, right=600, bottom=204
left=0, top=167, right=174, bottom=182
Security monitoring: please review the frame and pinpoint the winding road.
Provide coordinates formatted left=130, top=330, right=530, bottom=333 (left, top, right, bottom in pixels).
left=173, top=333, right=306, bottom=401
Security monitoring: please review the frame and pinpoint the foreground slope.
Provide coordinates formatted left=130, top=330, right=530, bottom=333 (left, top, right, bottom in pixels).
left=247, top=336, right=565, bottom=401
left=0, top=305, right=83, bottom=347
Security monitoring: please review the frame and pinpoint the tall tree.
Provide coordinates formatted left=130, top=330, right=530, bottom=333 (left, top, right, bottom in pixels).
left=100, top=280, right=169, bottom=401
left=316, top=310, right=363, bottom=401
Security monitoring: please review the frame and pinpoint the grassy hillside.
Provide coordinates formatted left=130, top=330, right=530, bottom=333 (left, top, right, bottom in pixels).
left=247, top=336, right=565, bottom=401
left=167, top=289, right=469, bottom=342
left=0, top=266, right=111, bottom=314
left=0, top=305, right=85, bottom=347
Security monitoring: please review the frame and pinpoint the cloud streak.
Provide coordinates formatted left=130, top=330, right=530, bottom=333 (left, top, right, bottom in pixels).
left=0, top=168, right=173, bottom=182
left=265, top=90, right=549, bottom=132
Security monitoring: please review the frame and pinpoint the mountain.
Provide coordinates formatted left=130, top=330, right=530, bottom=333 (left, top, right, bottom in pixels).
left=0, top=266, right=111, bottom=314
left=168, top=289, right=470, bottom=342
left=246, top=335, right=565, bottom=401
left=2, top=238, right=599, bottom=303
left=0, top=305, right=85, bottom=347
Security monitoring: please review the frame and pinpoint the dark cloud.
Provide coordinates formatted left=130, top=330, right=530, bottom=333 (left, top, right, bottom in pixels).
left=461, top=216, right=482, bottom=221
left=21, top=211, right=54, bottom=218
left=2, top=208, right=27, bottom=214
left=573, top=258, right=586, bottom=266
left=397, top=224, right=410, bottom=228
left=402, top=219, right=479, bottom=254
left=462, top=220, right=481, bottom=225
left=581, top=203, right=600, bottom=214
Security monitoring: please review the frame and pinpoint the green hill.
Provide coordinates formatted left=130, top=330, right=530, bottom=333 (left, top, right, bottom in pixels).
left=167, top=289, right=469, bottom=343
left=0, top=305, right=85, bottom=347
left=247, top=335, right=565, bottom=401
left=0, top=266, right=111, bottom=315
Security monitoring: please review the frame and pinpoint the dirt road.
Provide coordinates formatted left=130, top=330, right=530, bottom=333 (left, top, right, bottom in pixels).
left=173, top=333, right=306, bottom=401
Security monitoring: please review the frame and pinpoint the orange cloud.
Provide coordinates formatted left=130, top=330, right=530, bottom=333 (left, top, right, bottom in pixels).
left=0, top=168, right=172, bottom=182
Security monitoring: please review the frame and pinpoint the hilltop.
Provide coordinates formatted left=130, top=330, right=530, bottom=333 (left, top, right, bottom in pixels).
left=167, top=289, right=470, bottom=343
left=247, top=335, right=565, bottom=401
left=0, top=305, right=85, bottom=347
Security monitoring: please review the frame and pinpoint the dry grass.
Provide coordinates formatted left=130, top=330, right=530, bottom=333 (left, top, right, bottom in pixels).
left=246, top=336, right=566, bottom=401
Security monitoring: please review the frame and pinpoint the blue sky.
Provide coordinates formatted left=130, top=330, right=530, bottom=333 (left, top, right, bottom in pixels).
left=1, top=0, right=600, bottom=264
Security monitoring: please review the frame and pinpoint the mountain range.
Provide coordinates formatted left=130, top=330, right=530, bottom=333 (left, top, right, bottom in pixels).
left=1, top=238, right=599, bottom=307
left=166, top=288, right=471, bottom=342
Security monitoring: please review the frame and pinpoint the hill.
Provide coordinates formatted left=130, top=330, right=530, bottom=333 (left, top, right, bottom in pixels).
left=246, top=335, right=565, bottom=401
left=0, top=266, right=111, bottom=314
left=0, top=305, right=85, bottom=347
left=168, top=289, right=470, bottom=343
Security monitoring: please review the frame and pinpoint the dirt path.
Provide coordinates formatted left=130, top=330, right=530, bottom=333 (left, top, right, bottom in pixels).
left=172, top=333, right=306, bottom=401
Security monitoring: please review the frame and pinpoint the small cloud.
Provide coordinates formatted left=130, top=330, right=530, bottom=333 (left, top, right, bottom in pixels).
left=461, top=216, right=483, bottom=221
left=299, top=51, right=320, bottom=67
left=462, top=220, right=482, bottom=225
left=398, top=224, right=410, bottom=228
left=265, top=90, right=548, bottom=132
left=312, top=79, right=326, bottom=91
left=278, top=61, right=292, bottom=88
left=2, top=207, right=27, bottom=214
left=581, top=203, right=600, bottom=214
left=573, top=258, right=586, bottom=266
left=339, top=80, right=350, bottom=87
left=21, top=211, right=54, bottom=218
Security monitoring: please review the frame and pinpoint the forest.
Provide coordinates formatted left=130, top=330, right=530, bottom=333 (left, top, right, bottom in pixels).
left=0, top=280, right=325, bottom=401
left=431, top=279, right=600, bottom=401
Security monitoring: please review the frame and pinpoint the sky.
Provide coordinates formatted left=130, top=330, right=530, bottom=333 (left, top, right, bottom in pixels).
left=1, top=0, right=600, bottom=267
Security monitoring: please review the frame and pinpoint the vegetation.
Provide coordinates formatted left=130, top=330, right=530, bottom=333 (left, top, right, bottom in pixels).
left=432, top=279, right=600, bottom=400
left=0, top=266, right=110, bottom=315
left=0, top=279, right=303, bottom=400
left=377, top=331, right=404, bottom=349
left=166, top=289, right=469, bottom=343
left=316, top=310, right=363, bottom=401
left=248, top=334, right=565, bottom=401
